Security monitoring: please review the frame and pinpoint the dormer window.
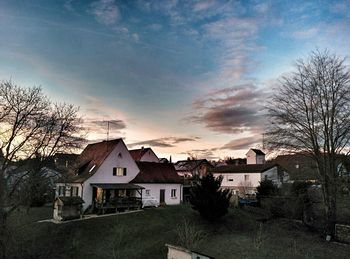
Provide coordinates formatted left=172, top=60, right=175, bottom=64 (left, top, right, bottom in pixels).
left=113, top=167, right=127, bottom=176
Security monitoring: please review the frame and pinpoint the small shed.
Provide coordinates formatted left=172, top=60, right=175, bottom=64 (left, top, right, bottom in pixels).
left=53, top=196, right=84, bottom=221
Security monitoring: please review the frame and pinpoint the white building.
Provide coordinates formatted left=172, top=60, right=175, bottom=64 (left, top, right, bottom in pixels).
left=211, top=148, right=289, bottom=196
left=211, top=164, right=282, bottom=195
left=56, top=139, right=182, bottom=211
left=246, top=148, right=266, bottom=165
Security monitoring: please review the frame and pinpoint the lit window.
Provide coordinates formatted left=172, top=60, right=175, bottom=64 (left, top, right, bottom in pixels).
left=171, top=189, right=176, bottom=198
left=70, top=186, right=79, bottom=197
left=113, top=167, right=127, bottom=176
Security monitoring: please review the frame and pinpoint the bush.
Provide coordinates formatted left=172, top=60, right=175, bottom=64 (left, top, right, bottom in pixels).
left=291, top=181, right=312, bottom=196
left=189, top=174, right=232, bottom=221
left=256, top=180, right=278, bottom=200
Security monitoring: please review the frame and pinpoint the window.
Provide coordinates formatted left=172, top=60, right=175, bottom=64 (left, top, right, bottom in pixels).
left=58, top=186, right=66, bottom=196
left=113, top=167, right=127, bottom=176
left=70, top=186, right=79, bottom=197
left=244, top=175, right=249, bottom=181
left=264, top=175, right=268, bottom=181
left=171, top=189, right=176, bottom=198
left=145, top=189, right=150, bottom=196
left=118, top=152, right=122, bottom=158
left=228, top=178, right=233, bottom=182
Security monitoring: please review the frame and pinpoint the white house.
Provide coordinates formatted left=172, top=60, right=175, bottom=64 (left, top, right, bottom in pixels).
left=211, top=148, right=289, bottom=196
left=56, top=139, right=182, bottom=212
left=246, top=148, right=266, bottom=165
left=211, top=164, right=281, bottom=195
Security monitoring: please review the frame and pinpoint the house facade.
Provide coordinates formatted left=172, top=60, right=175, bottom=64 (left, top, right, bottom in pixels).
left=246, top=148, right=266, bottom=165
left=211, top=164, right=284, bottom=195
left=211, top=148, right=289, bottom=196
left=56, top=139, right=182, bottom=211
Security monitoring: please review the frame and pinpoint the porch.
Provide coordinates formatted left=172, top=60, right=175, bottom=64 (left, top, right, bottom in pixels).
left=91, top=183, right=144, bottom=214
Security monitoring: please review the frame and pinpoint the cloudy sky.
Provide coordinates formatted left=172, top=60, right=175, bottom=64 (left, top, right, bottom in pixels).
left=1, top=0, right=349, bottom=161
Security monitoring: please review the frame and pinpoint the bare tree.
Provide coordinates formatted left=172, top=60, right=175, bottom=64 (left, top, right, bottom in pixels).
left=265, top=50, right=350, bottom=238
left=0, top=81, right=85, bottom=256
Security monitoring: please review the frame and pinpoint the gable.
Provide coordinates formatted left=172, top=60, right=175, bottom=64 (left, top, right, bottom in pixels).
left=86, top=140, right=140, bottom=184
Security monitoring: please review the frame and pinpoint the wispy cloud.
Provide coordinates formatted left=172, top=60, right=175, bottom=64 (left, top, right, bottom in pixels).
left=292, top=27, right=319, bottom=39
left=187, top=84, right=267, bottom=134
left=88, top=0, right=120, bottom=25
left=128, top=136, right=200, bottom=148
left=221, top=136, right=261, bottom=150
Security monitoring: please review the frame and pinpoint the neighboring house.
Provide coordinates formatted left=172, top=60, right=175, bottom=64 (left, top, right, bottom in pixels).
left=174, top=159, right=213, bottom=178
left=129, top=147, right=159, bottom=162
left=210, top=163, right=288, bottom=195
left=273, top=153, right=350, bottom=181
left=56, top=139, right=182, bottom=211
left=210, top=148, right=289, bottom=196
left=131, top=162, right=182, bottom=205
left=246, top=149, right=266, bottom=164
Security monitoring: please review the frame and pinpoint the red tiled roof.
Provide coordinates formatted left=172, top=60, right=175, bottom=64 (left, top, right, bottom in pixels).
left=71, top=139, right=122, bottom=182
left=210, top=163, right=276, bottom=174
left=129, top=148, right=151, bottom=161
left=131, top=162, right=182, bottom=184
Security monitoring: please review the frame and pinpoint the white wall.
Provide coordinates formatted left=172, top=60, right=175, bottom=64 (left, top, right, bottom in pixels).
left=82, top=140, right=140, bottom=209
left=140, top=149, right=159, bottom=162
left=246, top=149, right=265, bottom=164
left=261, top=167, right=289, bottom=187
left=215, top=172, right=262, bottom=188
left=139, top=183, right=182, bottom=205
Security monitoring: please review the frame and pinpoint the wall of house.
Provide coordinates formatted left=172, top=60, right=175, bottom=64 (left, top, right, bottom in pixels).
left=138, top=183, right=182, bottom=205
left=261, top=167, right=289, bottom=187
left=82, top=141, right=140, bottom=209
left=246, top=149, right=265, bottom=164
left=246, top=149, right=256, bottom=164
left=215, top=172, right=262, bottom=188
left=140, top=150, right=159, bottom=162
left=55, top=183, right=82, bottom=197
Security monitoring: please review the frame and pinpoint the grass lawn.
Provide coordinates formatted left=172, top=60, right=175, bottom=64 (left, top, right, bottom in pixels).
left=6, top=204, right=350, bottom=259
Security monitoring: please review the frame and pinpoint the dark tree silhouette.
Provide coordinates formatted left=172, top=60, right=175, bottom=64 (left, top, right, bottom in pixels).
left=189, top=173, right=232, bottom=221
left=0, top=81, right=85, bottom=257
left=265, top=50, right=350, bottom=238
left=256, top=180, right=278, bottom=199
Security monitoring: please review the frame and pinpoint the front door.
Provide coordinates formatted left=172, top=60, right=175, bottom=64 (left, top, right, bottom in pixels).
left=160, top=189, right=165, bottom=204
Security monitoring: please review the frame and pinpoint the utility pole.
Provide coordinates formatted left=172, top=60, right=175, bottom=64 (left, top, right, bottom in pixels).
left=107, top=121, right=110, bottom=141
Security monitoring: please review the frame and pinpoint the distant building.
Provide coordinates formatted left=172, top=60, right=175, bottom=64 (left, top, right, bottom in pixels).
left=129, top=147, right=159, bottom=162
left=272, top=153, right=350, bottom=181
left=174, top=159, right=213, bottom=179
left=246, top=149, right=265, bottom=165
left=210, top=148, right=289, bottom=196
left=210, top=163, right=288, bottom=195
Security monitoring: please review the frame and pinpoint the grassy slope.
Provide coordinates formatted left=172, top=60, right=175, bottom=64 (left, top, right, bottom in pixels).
left=7, top=205, right=350, bottom=259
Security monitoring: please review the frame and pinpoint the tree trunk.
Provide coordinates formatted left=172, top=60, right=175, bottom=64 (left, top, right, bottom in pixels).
left=323, top=176, right=337, bottom=239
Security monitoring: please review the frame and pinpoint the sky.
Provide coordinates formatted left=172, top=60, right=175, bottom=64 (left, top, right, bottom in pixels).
left=0, top=0, right=350, bottom=161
